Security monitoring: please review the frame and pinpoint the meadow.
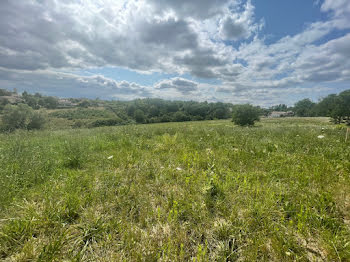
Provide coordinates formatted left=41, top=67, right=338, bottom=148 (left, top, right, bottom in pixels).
left=0, top=118, right=349, bottom=261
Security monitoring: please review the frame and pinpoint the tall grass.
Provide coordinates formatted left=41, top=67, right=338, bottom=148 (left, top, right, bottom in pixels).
left=0, top=118, right=349, bottom=261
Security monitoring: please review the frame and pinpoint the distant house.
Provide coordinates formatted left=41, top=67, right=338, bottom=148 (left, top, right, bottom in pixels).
left=58, top=99, right=78, bottom=108
left=269, top=111, right=294, bottom=118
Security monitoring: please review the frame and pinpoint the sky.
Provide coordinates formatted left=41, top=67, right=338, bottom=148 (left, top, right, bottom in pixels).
left=0, top=0, right=350, bottom=106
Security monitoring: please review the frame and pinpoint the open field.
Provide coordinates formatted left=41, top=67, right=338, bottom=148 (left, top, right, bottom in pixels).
left=0, top=118, right=349, bottom=261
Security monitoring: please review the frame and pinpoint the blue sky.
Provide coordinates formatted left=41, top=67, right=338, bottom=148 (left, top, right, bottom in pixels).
left=0, top=0, right=350, bottom=106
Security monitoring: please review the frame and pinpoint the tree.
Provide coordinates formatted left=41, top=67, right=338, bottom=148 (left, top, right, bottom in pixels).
left=0, top=97, right=9, bottom=112
left=293, top=99, right=316, bottom=117
left=316, top=91, right=350, bottom=124
left=0, top=88, right=11, bottom=96
left=232, top=104, right=260, bottom=126
left=213, top=107, right=227, bottom=119
left=134, top=109, right=145, bottom=123
left=1, top=104, right=31, bottom=131
left=270, top=104, right=288, bottom=112
left=1, top=104, right=46, bottom=132
left=173, top=111, right=191, bottom=122
left=316, top=94, right=338, bottom=117
left=338, top=90, right=350, bottom=123
left=39, top=96, right=59, bottom=109
left=78, top=100, right=90, bottom=108
left=27, top=112, right=46, bottom=130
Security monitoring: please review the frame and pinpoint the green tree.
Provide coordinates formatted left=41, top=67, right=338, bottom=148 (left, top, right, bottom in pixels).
left=316, top=94, right=338, bottom=117
left=173, top=111, right=191, bottom=122
left=134, top=109, right=145, bottom=123
left=1, top=104, right=46, bottom=131
left=27, top=112, right=46, bottom=130
left=338, top=90, right=350, bottom=124
left=232, top=104, right=260, bottom=126
left=0, top=88, right=11, bottom=96
left=39, top=96, right=59, bottom=109
left=1, top=104, right=32, bottom=131
left=78, top=100, right=90, bottom=108
left=0, top=98, right=9, bottom=112
left=293, top=99, right=316, bottom=117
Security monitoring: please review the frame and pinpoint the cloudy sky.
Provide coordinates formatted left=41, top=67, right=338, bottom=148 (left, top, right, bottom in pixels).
left=0, top=0, right=350, bottom=106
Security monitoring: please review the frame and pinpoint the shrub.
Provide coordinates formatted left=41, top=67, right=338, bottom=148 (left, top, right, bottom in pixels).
left=72, top=120, right=85, bottom=129
left=0, top=97, right=9, bottom=112
left=0, top=88, right=12, bottom=96
left=49, top=108, right=115, bottom=120
left=173, top=111, right=191, bottom=122
left=1, top=104, right=46, bottom=131
left=134, top=109, right=145, bottom=123
left=232, top=104, right=260, bottom=126
left=27, top=112, right=46, bottom=130
left=89, top=118, right=124, bottom=128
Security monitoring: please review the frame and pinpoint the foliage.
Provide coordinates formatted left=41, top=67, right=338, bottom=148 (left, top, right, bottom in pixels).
left=293, top=98, right=316, bottom=117
left=0, top=97, right=9, bottom=112
left=134, top=109, right=146, bottom=123
left=270, top=104, right=288, bottom=112
left=314, top=91, right=350, bottom=124
left=22, top=91, right=59, bottom=109
left=27, top=112, right=46, bottom=130
left=49, top=108, right=115, bottom=120
left=10, top=88, right=350, bottom=127
left=0, top=104, right=46, bottom=132
left=89, top=118, right=125, bottom=128
left=232, top=104, right=261, bottom=126
left=0, top=88, right=12, bottom=96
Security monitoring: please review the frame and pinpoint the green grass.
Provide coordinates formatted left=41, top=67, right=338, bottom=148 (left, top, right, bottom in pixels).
left=0, top=118, right=349, bottom=261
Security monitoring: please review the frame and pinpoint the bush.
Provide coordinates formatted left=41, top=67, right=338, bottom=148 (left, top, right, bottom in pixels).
left=0, top=88, right=12, bottom=96
left=89, top=118, right=124, bottom=128
left=232, top=104, right=260, bottom=126
left=0, top=98, right=9, bottom=112
left=49, top=108, right=115, bottom=120
left=134, top=109, right=145, bottom=123
left=1, top=104, right=46, bottom=131
left=27, top=112, right=46, bottom=130
left=173, top=111, right=191, bottom=122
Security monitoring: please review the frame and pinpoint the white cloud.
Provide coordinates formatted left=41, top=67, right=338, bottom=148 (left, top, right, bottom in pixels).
left=155, top=77, right=198, bottom=94
left=219, top=0, right=258, bottom=41
left=0, top=0, right=349, bottom=105
left=321, top=0, right=350, bottom=17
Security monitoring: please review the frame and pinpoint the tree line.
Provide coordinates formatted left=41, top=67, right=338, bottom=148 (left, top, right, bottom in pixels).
left=0, top=88, right=349, bottom=131
left=269, top=90, right=350, bottom=124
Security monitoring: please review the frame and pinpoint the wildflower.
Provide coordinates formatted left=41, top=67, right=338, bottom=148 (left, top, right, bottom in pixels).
left=176, top=167, right=182, bottom=171
left=317, top=135, right=325, bottom=139
left=107, top=155, right=114, bottom=159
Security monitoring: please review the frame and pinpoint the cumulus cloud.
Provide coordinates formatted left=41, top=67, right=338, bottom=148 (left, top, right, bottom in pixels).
left=321, top=0, right=350, bottom=18
left=219, top=0, right=258, bottom=41
left=0, top=68, right=151, bottom=99
left=147, top=0, right=231, bottom=19
left=155, top=78, right=198, bottom=94
left=0, top=0, right=350, bottom=105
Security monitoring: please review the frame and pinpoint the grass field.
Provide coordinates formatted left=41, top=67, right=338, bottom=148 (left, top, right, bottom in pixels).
left=0, top=118, right=349, bottom=261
